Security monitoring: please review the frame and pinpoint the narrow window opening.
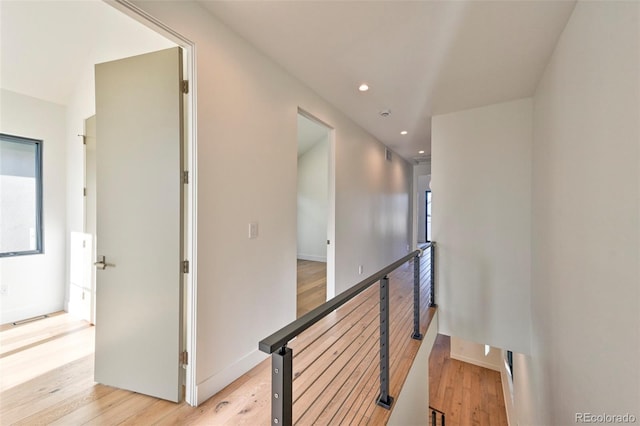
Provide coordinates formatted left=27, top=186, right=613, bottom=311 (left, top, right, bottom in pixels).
left=0, top=133, right=43, bottom=257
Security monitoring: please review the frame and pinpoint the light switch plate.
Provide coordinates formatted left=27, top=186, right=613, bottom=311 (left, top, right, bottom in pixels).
left=249, top=222, right=259, bottom=239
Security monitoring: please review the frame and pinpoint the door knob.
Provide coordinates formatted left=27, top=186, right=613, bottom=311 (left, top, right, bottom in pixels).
left=95, top=255, right=116, bottom=270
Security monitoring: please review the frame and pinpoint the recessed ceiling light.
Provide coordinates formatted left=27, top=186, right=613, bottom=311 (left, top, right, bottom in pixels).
left=419, top=150, right=425, bottom=154
left=358, top=83, right=369, bottom=92
left=400, top=130, right=408, bottom=135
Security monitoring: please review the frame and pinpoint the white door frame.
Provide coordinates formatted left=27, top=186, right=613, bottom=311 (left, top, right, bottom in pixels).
left=104, top=0, right=198, bottom=406
left=297, top=108, right=336, bottom=300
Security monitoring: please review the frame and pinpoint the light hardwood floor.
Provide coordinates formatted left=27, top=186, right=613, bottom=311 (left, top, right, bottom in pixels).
left=0, top=252, right=506, bottom=425
left=429, top=334, right=509, bottom=426
left=296, top=259, right=326, bottom=318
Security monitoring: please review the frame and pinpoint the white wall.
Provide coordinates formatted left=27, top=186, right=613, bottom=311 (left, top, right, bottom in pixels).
left=416, top=174, right=430, bottom=244
left=297, top=135, right=328, bottom=262
left=132, top=1, right=413, bottom=403
left=500, top=350, right=541, bottom=426
left=450, top=336, right=502, bottom=372
left=527, top=2, right=640, bottom=424
left=387, top=311, right=438, bottom=426
left=0, top=89, right=67, bottom=323
left=412, top=162, right=431, bottom=248
left=432, top=98, right=533, bottom=355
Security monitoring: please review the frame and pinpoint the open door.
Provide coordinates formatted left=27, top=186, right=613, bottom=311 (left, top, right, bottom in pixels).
left=296, top=110, right=335, bottom=316
left=94, top=47, right=184, bottom=402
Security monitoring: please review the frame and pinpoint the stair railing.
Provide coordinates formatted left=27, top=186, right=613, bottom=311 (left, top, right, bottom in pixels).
left=429, top=406, right=446, bottom=426
left=258, top=242, right=436, bottom=426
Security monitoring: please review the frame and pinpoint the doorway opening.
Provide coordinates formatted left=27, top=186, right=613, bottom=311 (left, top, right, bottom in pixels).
left=296, top=111, right=334, bottom=317
left=61, top=45, right=192, bottom=405
left=2, top=0, right=196, bottom=404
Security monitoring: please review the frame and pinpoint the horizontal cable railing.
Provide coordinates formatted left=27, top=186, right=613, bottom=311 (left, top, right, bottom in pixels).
left=259, top=242, right=436, bottom=426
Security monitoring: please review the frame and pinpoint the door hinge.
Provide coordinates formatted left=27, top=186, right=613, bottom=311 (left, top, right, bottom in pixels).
left=83, top=187, right=87, bottom=197
left=182, top=260, right=189, bottom=273
left=180, top=350, right=189, bottom=366
left=183, top=171, right=189, bottom=184
left=182, top=80, right=189, bottom=94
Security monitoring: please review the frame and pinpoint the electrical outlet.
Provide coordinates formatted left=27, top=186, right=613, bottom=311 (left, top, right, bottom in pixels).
left=358, top=265, right=364, bottom=275
left=0, top=285, right=8, bottom=296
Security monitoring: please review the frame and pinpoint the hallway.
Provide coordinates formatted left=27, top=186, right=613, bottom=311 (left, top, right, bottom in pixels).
left=1, top=259, right=436, bottom=425
left=0, top=314, right=509, bottom=424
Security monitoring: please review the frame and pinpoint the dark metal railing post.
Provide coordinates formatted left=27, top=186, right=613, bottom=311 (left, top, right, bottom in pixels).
left=430, top=406, right=446, bottom=426
left=272, top=346, right=292, bottom=426
left=429, top=243, right=436, bottom=307
left=261, top=247, right=430, bottom=423
left=376, top=275, right=394, bottom=409
left=412, top=253, right=423, bottom=340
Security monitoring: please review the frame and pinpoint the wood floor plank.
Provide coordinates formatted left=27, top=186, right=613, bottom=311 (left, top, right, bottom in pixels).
left=293, top=312, right=379, bottom=405
left=297, top=260, right=327, bottom=318
left=342, top=270, right=423, bottom=424
left=0, top=312, right=83, bottom=352
left=117, top=398, right=181, bottom=425
left=47, top=387, right=132, bottom=425
left=1, top=324, right=92, bottom=359
left=0, top=356, right=96, bottom=424
left=12, top=384, right=117, bottom=426
left=292, top=286, right=378, bottom=356
left=0, top=353, right=92, bottom=410
left=0, top=326, right=94, bottom=392
left=312, top=333, right=379, bottom=425
left=294, top=313, right=379, bottom=423
left=86, top=390, right=159, bottom=425
left=428, top=334, right=508, bottom=426
left=1, top=253, right=483, bottom=426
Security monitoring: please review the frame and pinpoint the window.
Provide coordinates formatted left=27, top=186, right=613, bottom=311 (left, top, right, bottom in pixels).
left=0, top=133, right=43, bottom=256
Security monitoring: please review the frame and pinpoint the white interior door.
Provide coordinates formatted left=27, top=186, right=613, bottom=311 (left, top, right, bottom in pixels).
left=94, top=47, right=184, bottom=402
left=85, top=115, right=97, bottom=324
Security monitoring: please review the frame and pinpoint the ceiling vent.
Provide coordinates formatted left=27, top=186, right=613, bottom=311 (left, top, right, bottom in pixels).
left=413, top=154, right=431, bottom=164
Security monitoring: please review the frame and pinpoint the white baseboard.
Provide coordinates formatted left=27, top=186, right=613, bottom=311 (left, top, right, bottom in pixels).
left=297, top=254, right=327, bottom=262
left=449, top=353, right=501, bottom=372
left=0, top=303, right=64, bottom=325
left=195, top=349, right=269, bottom=405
